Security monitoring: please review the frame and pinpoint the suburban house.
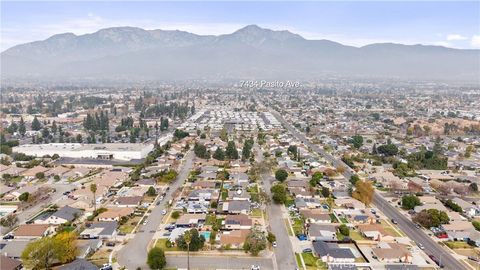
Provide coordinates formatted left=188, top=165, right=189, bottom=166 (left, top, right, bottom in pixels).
left=97, top=207, right=134, bottom=222
left=308, top=224, right=337, bottom=241
left=452, top=197, right=479, bottom=217
left=371, top=242, right=412, bottom=263
left=295, top=197, right=322, bottom=209
left=115, top=196, right=142, bottom=207
left=14, top=224, right=55, bottom=239
left=313, top=241, right=356, bottom=263
left=176, top=214, right=207, bottom=228
left=219, top=200, right=250, bottom=214
left=80, top=221, right=118, bottom=239
left=357, top=224, right=395, bottom=241
left=58, top=258, right=98, bottom=270
left=219, top=229, right=250, bottom=248
left=224, top=214, right=252, bottom=230
left=300, top=209, right=331, bottom=223
left=35, top=206, right=83, bottom=225
left=0, top=255, right=22, bottom=270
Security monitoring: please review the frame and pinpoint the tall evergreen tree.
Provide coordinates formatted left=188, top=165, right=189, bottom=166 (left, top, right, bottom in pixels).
left=31, top=116, right=42, bottom=131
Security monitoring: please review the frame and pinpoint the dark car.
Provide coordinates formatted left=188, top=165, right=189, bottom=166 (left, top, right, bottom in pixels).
left=302, top=248, right=312, bottom=253
left=429, top=255, right=444, bottom=268
left=2, top=234, right=14, bottom=240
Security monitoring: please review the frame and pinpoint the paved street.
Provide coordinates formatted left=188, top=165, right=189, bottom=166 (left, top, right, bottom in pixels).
left=117, top=150, right=194, bottom=270
left=269, top=108, right=467, bottom=270
left=166, top=255, right=274, bottom=269
left=255, top=146, right=297, bottom=270
left=374, top=193, right=468, bottom=270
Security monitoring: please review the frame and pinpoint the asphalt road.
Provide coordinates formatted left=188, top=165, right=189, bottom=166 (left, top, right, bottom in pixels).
left=269, top=108, right=467, bottom=270
left=166, top=255, right=274, bottom=269
left=255, top=146, right=297, bottom=270
left=374, top=193, right=467, bottom=270
left=117, top=150, right=194, bottom=270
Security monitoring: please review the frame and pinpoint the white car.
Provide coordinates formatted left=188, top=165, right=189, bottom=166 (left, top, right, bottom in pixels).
left=161, top=209, right=167, bottom=215
left=272, top=241, right=277, bottom=248
left=251, top=265, right=260, bottom=270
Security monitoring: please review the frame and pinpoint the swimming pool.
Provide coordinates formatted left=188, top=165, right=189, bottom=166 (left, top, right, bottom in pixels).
left=200, top=231, right=211, bottom=240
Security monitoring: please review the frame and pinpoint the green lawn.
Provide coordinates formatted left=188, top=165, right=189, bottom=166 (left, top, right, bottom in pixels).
left=291, top=218, right=304, bottom=235
left=247, top=184, right=258, bottom=193
left=155, top=238, right=180, bottom=251
left=284, top=194, right=295, bottom=207
left=285, top=219, right=293, bottom=236
left=329, top=213, right=339, bottom=223
left=221, top=190, right=228, bottom=200
left=381, top=221, right=402, bottom=237
left=251, top=208, right=262, bottom=218
left=294, top=253, right=302, bottom=268
left=118, top=216, right=141, bottom=234
left=444, top=241, right=473, bottom=249
left=340, top=217, right=348, bottom=223
left=349, top=230, right=366, bottom=241
left=302, top=252, right=327, bottom=270
left=119, top=224, right=135, bottom=234
left=205, top=214, right=217, bottom=225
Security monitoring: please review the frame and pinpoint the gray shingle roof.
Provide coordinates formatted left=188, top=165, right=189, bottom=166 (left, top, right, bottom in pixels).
left=58, top=258, right=99, bottom=270
left=313, top=241, right=355, bottom=259
left=53, top=206, right=83, bottom=222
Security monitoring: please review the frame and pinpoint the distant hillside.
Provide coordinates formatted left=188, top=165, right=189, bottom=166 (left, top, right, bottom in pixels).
left=1, top=25, right=479, bottom=82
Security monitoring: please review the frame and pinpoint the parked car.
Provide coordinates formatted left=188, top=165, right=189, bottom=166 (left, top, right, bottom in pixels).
left=391, top=219, right=398, bottom=224
left=251, top=265, right=260, bottom=270
left=100, top=264, right=113, bottom=270
left=302, top=248, right=312, bottom=253
left=272, top=241, right=277, bottom=248
left=416, top=242, right=424, bottom=250
left=297, top=234, right=307, bottom=241
left=468, top=256, right=479, bottom=262
left=429, top=255, right=444, bottom=268
left=2, top=234, right=14, bottom=240
left=161, top=209, right=167, bottom=215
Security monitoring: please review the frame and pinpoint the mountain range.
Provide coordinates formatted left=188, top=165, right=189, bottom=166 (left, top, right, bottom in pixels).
left=1, top=25, right=479, bottom=82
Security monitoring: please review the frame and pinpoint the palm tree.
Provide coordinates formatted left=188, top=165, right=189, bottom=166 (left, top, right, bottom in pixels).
left=183, top=230, right=192, bottom=270
left=90, top=183, right=97, bottom=212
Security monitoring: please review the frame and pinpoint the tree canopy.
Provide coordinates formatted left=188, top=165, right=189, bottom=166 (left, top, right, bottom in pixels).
left=413, top=209, right=449, bottom=228
left=401, top=195, right=421, bottom=210
left=176, top=229, right=205, bottom=251
left=147, top=247, right=166, bottom=270
left=225, top=141, right=239, bottom=160
left=271, top=184, right=287, bottom=204
left=275, top=169, right=288, bottom=182
left=352, top=180, right=374, bottom=206
left=22, top=232, right=77, bottom=269
left=350, top=135, right=364, bottom=149
left=243, top=229, right=267, bottom=256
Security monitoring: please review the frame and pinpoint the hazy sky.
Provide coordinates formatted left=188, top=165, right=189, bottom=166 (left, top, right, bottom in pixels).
left=1, top=1, right=479, bottom=51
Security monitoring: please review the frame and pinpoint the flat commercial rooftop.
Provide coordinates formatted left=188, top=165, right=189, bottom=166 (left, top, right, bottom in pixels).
left=14, top=143, right=149, bottom=152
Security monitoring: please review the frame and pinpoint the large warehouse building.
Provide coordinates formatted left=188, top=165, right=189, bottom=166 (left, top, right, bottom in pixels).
left=12, top=143, right=154, bottom=161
